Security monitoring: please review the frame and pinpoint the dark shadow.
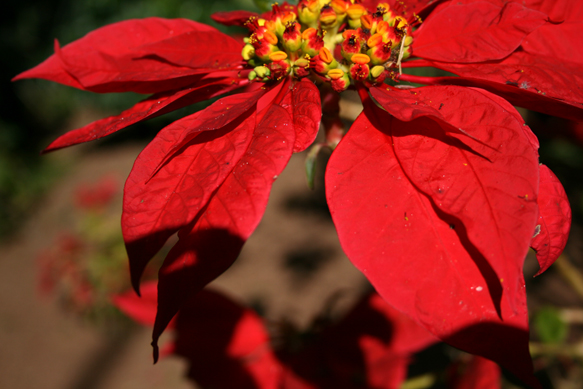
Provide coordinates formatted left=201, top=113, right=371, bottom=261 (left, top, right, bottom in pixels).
left=173, top=289, right=260, bottom=389
left=430, top=205, right=504, bottom=319
left=278, top=291, right=397, bottom=389
left=282, top=245, right=337, bottom=287
left=151, top=227, right=246, bottom=359
left=443, top=322, right=537, bottom=389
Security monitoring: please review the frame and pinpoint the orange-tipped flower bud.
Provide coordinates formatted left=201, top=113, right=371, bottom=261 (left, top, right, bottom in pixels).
left=269, top=51, right=288, bottom=62
left=282, top=21, right=302, bottom=52
left=319, top=47, right=334, bottom=64
left=350, top=62, right=370, bottom=81
left=367, top=34, right=392, bottom=65
left=341, top=30, right=363, bottom=61
left=351, top=53, right=371, bottom=65
left=376, top=21, right=390, bottom=35
left=330, top=0, right=348, bottom=14
left=347, top=4, right=366, bottom=20
left=327, top=69, right=350, bottom=92
left=301, top=28, right=325, bottom=57
left=298, top=0, right=321, bottom=27
left=311, top=47, right=338, bottom=74
left=263, top=30, right=279, bottom=45
left=320, top=5, right=338, bottom=28
left=327, top=68, right=345, bottom=80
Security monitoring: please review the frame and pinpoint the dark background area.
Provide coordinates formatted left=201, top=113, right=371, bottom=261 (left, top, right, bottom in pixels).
left=1, top=0, right=258, bottom=239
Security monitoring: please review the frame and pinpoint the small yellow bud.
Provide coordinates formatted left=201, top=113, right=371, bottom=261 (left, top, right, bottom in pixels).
left=394, top=16, right=408, bottom=29
left=242, top=44, right=255, bottom=61
left=371, top=65, right=385, bottom=78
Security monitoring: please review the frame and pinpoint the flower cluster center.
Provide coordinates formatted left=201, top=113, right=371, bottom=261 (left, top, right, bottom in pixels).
left=242, top=1, right=417, bottom=92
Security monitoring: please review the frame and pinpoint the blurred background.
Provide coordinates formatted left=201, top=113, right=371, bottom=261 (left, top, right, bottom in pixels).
left=2, top=0, right=583, bottom=388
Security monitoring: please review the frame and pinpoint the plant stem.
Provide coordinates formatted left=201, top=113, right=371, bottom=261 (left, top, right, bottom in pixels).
left=400, top=373, right=436, bottom=389
left=554, top=255, right=583, bottom=301
left=400, top=59, right=435, bottom=68
left=396, top=73, right=450, bottom=85
left=530, top=341, right=583, bottom=358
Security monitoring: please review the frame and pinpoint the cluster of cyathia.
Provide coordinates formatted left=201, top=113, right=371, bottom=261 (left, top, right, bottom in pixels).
left=243, top=1, right=417, bottom=91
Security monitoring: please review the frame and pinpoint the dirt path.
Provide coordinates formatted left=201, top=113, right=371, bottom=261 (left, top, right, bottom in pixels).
left=0, top=143, right=367, bottom=389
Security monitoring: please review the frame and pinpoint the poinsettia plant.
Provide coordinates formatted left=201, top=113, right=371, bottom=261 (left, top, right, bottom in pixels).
left=14, top=0, right=581, bottom=386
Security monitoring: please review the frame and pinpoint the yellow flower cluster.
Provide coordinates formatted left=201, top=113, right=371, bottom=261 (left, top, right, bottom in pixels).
left=243, top=1, right=418, bottom=91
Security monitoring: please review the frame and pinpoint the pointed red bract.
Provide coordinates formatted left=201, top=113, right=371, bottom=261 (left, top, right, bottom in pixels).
left=531, top=164, right=571, bottom=276
left=370, top=85, right=540, bottom=311
left=122, top=89, right=266, bottom=292
left=412, top=1, right=547, bottom=63
left=280, top=78, right=322, bottom=152
left=211, top=10, right=259, bottom=27
left=13, top=18, right=239, bottom=93
left=416, top=50, right=583, bottom=121
left=326, top=101, right=538, bottom=386
left=151, top=104, right=293, bottom=355
left=152, top=82, right=320, bottom=354
left=517, top=0, right=583, bottom=66
left=133, top=30, right=243, bottom=69
left=43, top=77, right=245, bottom=152
left=111, top=281, right=158, bottom=326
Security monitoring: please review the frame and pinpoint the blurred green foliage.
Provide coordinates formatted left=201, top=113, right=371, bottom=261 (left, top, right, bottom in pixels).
left=534, top=307, right=568, bottom=345
left=1, top=0, right=254, bottom=239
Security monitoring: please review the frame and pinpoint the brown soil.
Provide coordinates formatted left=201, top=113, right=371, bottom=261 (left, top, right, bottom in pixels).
left=0, top=141, right=368, bottom=389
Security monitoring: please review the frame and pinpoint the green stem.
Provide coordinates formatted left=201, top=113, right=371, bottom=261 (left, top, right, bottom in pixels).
left=530, top=341, right=583, bottom=358
left=554, top=255, right=583, bottom=301
left=399, top=374, right=437, bottom=389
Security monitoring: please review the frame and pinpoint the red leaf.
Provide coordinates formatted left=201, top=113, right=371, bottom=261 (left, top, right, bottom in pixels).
left=133, top=30, right=243, bottom=70
left=43, top=77, right=244, bottom=152
left=412, top=1, right=547, bottom=63
left=326, top=104, right=538, bottom=387
left=279, top=78, right=322, bottom=152
left=525, top=0, right=583, bottom=21
left=173, top=289, right=282, bottom=388
left=417, top=50, right=583, bottom=121
left=211, top=10, right=259, bottom=27
left=122, top=89, right=265, bottom=292
left=371, top=84, right=540, bottom=321
left=13, top=18, right=237, bottom=93
left=361, top=0, right=444, bottom=18
left=370, top=86, right=540, bottom=309
left=521, top=1, right=583, bottom=65
left=531, top=164, right=571, bottom=276
left=151, top=101, right=296, bottom=358
left=111, top=280, right=159, bottom=326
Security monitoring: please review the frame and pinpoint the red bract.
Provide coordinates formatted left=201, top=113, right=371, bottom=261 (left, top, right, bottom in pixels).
left=15, top=0, right=581, bottom=387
